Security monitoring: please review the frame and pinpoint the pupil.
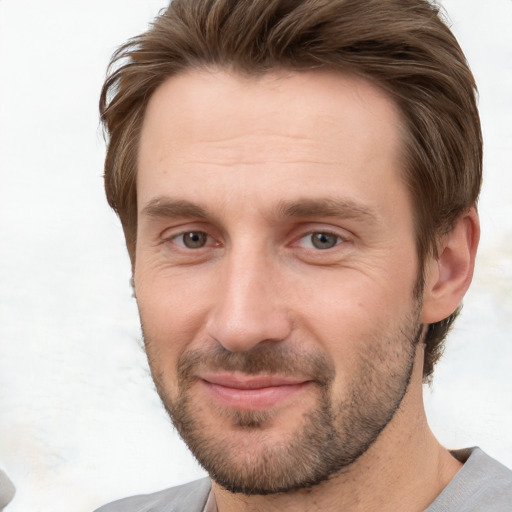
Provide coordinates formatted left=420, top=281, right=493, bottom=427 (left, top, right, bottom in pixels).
left=184, top=232, right=206, bottom=248
left=312, top=233, right=337, bottom=249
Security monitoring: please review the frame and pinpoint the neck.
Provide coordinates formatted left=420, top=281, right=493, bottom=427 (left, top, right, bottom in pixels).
left=212, top=349, right=462, bottom=512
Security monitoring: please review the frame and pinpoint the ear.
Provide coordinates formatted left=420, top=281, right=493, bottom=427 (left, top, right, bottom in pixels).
left=421, top=208, right=480, bottom=324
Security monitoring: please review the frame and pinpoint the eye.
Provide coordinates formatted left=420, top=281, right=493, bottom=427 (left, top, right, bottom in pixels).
left=173, top=231, right=209, bottom=249
left=299, top=232, right=342, bottom=250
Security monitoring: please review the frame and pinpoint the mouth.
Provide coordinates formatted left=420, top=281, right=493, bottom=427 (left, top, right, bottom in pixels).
left=199, top=372, right=313, bottom=411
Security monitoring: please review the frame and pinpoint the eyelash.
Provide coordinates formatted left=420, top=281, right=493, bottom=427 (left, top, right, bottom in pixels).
left=165, top=229, right=346, bottom=252
left=168, top=231, right=217, bottom=249
left=296, top=231, right=345, bottom=250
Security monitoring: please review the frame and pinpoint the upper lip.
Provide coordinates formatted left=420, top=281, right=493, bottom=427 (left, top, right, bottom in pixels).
left=200, top=372, right=310, bottom=389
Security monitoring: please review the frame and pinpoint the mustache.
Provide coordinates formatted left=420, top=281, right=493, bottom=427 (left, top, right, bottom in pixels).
left=177, top=343, right=335, bottom=387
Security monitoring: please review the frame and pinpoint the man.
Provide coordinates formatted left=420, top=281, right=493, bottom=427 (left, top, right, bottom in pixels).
left=95, top=0, right=512, bottom=510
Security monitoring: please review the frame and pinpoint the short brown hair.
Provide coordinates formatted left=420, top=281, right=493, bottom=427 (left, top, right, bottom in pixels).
left=100, top=0, right=482, bottom=379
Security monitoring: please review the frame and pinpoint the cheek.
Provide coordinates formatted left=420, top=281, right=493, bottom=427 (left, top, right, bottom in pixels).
left=298, top=267, right=413, bottom=331
left=296, top=271, right=416, bottom=379
left=135, top=266, right=213, bottom=373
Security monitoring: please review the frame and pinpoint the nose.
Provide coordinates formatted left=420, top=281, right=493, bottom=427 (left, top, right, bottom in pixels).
left=205, top=246, right=292, bottom=352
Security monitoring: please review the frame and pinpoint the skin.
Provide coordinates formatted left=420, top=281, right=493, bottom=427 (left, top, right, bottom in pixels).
left=134, top=68, right=479, bottom=511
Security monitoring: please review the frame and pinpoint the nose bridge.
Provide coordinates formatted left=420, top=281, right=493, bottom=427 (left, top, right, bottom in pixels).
left=206, top=239, right=291, bottom=352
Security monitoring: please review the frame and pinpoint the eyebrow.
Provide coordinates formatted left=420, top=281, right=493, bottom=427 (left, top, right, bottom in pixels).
left=141, top=198, right=209, bottom=219
left=140, top=196, right=378, bottom=223
left=275, top=198, right=378, bottom=222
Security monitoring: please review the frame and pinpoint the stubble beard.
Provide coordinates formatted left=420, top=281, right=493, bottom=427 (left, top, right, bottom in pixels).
left=144, top=309, right=422, bottom=496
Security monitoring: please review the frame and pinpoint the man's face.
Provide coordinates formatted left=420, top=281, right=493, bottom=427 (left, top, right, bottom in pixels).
left=135, top=69, right=424, bottom=494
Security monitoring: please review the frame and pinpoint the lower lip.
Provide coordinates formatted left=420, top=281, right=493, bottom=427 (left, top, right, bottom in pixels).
left=201, top=381, right=311, bottom=411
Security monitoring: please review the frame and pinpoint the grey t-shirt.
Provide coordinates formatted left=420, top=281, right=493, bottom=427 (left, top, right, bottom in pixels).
left=95, top=447, right=512, bottom=512
left=425, top=447, right=512, bottom=511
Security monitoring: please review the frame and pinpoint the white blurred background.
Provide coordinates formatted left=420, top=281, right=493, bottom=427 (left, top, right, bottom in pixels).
left=0, top=1, right=510, bottom=511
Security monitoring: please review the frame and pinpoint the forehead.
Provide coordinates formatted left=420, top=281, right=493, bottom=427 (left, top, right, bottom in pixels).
left=137, top=68, right=407, bottom=217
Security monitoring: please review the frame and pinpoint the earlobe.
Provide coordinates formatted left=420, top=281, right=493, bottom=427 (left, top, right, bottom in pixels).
left=421, top=208, right=480, bottom=324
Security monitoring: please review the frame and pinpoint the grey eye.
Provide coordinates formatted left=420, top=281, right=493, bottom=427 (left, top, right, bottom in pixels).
left=181, top=232, right=208, bottom=249
left=310, top=232, right=339, bottom=249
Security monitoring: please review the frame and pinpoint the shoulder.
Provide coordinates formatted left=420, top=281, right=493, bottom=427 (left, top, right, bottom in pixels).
left=428, top=447, right=512, bottom=512
left=94, top=477, right=211, bottom=512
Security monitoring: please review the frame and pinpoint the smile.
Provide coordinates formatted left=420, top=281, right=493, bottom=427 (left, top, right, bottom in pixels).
left=199, top=373, right=313, bottom=411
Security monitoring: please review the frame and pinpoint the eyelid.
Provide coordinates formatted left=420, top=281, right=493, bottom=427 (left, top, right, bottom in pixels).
left=160, top=220, right=208, bottom=237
